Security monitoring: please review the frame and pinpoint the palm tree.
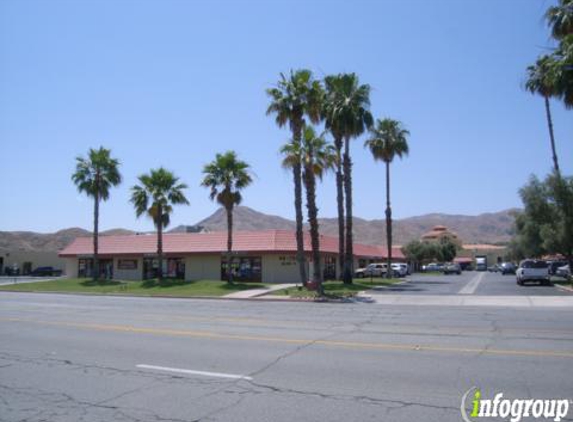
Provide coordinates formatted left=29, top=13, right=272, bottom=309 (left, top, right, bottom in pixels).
left=201, top=151, right=252, bottom=284
left=553, top=35, right=573, bottom=108
left=323, top=77, right=346, bottom=280
left=130, top=168, right=189, bottom=284
left=525, top=55, right=561, bottom=174
left=281, top=127, right=336, bottom=292
left=323, top=73, right=373, bottom=284
left=266, top=69, right=323, bottom=286
left=546, top=0, right=573, bottom=40
left=71, top=147, right=121, bottom=282
left=365, top=118, right=410, bottom=278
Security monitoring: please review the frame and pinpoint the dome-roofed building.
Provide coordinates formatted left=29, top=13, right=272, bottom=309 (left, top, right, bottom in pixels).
left=421, top=225, right=460, bottom=243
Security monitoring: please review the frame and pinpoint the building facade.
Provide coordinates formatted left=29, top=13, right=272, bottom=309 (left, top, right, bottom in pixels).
left=59, top=230, right=405, bottom=283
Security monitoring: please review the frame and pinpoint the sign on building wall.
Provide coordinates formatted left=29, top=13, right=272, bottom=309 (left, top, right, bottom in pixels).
left=118, top=259, right=138, bottom=270
left=279, top=256, right=296, bottom=266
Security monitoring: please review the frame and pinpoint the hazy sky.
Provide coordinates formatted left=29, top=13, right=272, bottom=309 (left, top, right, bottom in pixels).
left=1, top=0, right=571, bottom=233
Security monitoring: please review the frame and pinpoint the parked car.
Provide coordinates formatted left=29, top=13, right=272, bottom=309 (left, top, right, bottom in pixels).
left=499, top=262, right=516, bottom=275
left=443, top=262, right=461, bottom=275
left=548, top=260, right=568, bottom=275
left=556, top=264, right=571, bottom=279
left=355, top=263, right=387, bottom=278
left=487, top=264, right=501, bottom=272
left=391, top=263, right=409, bottom=277
left=516, top=259, right=550, bottom=286
left=30, top=266, right=63, bottom=277
left=422, top=263, right=443, bottom=272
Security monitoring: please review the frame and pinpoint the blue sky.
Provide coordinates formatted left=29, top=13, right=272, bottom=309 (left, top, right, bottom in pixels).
left=1, top=0, right=571, bottom=233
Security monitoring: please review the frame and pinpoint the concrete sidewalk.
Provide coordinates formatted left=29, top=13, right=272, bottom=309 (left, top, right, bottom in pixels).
left=223, top=283, right=296, bottom=299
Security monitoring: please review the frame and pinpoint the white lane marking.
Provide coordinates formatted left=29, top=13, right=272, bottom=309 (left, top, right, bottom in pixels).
left=136, top=364, right=253, bottom=380
left=458, top=272, right=486, bottom=295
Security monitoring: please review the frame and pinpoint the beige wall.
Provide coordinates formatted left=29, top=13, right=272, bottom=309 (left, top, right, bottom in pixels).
left=185, top=255, right=220, bottom=281
left=64, top=258, right=78, bottom=278
left=262, top=254, right=301, bottom=284
left=1, top=251, right=64, bottom=274
left=114, top=257, right=143, bottom=281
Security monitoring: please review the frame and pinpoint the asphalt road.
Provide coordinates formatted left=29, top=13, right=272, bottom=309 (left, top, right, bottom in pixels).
left=375, top=270, right=572, bottom=296
left=1, top=292, right=573, bottom=422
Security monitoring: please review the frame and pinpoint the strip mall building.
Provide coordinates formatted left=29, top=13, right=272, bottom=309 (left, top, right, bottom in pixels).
left=59, top=230, right=405, bottom=283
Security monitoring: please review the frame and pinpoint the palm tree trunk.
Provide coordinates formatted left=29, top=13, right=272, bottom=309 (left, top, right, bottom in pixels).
left=93, top=191, right=99, bottom=282
left=385, top=161, right=393, bottom=279
left=226, top=205, right=234, bottom=285
left=544, top=96, right=560, bottom=175
left=335, top=138, right=345, bottom=280
left=304, top=162, right=323, bottom=293
left=293, top=163, right=307, bottom=286
left=292, top=121, right=307, bottom=286
left=157, top=205, right=163, bottom=284
left=343, top=136, right=354, bottom=285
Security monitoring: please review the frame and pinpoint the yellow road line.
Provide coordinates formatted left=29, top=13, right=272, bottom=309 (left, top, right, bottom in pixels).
left=1, top=317, right=572, bottom=359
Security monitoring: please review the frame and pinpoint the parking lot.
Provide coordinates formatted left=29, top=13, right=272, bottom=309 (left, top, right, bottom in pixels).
left=371, top=270, right=572, bottom=296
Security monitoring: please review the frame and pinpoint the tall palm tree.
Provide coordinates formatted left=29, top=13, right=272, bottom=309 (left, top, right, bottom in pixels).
left=365, top=118, right=410, bottom=278
left=546, top=0, right=573, bottom=40
left=266, top=69, right=323, bottom=286
left=323, top=77, right=346, bottom=280
left=323, top=73, right=373, bottom=284
left=71, top=147, right=121, bottom=282
left=281, top=126, right=336, bottom=292
left=201, top=151, right=252, bottom=284
left=131, top=168, right=189, bottom=284
left=525, top=55, right=561, bottom=174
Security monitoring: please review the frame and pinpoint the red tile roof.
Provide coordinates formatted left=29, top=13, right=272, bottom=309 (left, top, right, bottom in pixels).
left=59, top=229, right=404, bottom=259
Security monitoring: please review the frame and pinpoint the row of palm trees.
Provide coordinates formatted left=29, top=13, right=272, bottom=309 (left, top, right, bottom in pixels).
left=525, top=0, right=572, bottom=175
left=72, top=148, right=252, bottom=284
left=266, top=70, right=410, bottom=290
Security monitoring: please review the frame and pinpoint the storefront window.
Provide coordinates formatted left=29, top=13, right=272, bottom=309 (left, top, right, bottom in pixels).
left=221, top=256, right=262, bottom=282
left=78, top=258, right=113, bottom=279
left=143, top=257, right=185, bottom=279
left=324, top=256, right=336, bottom=280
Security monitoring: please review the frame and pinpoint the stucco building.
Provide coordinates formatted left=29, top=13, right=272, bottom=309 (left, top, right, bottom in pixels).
left=59, top=230, right=405, bottom=283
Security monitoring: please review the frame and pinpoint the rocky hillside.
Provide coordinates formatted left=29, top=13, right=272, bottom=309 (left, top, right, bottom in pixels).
left=1, top=206, right=516, bottom=252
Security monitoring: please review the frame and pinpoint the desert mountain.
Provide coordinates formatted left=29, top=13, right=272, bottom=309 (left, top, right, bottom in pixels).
left=1, top=206, right=516, bottom=252
left=0, top=228, right=135, bottom=253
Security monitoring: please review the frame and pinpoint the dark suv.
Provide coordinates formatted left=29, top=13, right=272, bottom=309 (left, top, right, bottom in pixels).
left=500, top=262, right=516, bottom=275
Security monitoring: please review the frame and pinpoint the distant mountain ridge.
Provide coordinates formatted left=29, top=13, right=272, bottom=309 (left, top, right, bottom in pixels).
left=1, top=206, right=517, bottom=252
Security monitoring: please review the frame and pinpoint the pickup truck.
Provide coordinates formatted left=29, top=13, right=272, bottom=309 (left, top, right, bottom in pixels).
left=516, top=259, right=550, bottom=286
left=30, top=266, right=63, bottom=277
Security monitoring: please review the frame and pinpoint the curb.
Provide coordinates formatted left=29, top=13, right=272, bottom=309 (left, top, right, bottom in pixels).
left=0, top=289, right=348, bottom=304
left=555, top=283, right=573, bottom=293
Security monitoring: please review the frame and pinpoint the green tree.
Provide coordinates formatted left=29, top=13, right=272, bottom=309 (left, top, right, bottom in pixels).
left=71, top=147, right=122, bottom=282
left=281, top=127, right=336, bottom=291
left=525, top=55, right=562, bottom=174
left=437, top=236, right=459, bottom=263
left=201, top=151, right=252, bottom=284
left=131, top=168, right=189, bottom=284
left=266, top=69, right=323, bottom=286
left=365, top=118, right=410, bottom=278
left=512, top=172, right=573, bottom=281
left=323, top=73, right=373, bottom=284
